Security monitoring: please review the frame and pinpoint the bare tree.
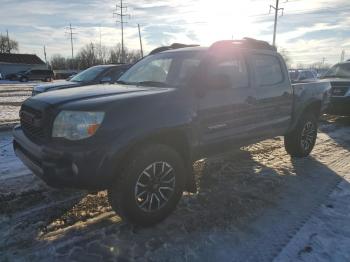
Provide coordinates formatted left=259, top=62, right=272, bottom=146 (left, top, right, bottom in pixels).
left=76, top=42, right=99, bottom=69
left=50, top=54, right=67, bottom=70
left=49, top=42, right=141, bottom=71
left=108, top=43, right=123, bottom=64
left=279, top=48, right=292, bottom=69
left=108, top=43, right=141, bottom=64
left=0, top=35, right=19, bottom=53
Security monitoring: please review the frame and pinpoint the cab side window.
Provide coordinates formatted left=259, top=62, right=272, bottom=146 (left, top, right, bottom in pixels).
left=253, top=54, right=283, bottom=86
left=210, top=55, right=249, bottom=88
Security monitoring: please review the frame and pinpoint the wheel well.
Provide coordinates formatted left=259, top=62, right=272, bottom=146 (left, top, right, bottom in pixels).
left=117, top=130, right=197, bottom=192
left=303, top=101, right=322, bottom=118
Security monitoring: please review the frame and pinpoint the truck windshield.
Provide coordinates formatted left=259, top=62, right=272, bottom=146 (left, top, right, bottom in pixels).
left=118, top=51, right=203, bottom=87
left=323, top=63, right=350, bottom=78
left=70, top=66, right=105, bottom=82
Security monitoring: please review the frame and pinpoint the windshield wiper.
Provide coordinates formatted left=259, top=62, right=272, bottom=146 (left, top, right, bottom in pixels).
left=116, top=80, right=133, bottom=85
left=136, top=81, right=169, bottom=87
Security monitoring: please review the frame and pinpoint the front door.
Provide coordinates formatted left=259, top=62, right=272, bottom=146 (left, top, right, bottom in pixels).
left=196, top=50, right=258, bottom=155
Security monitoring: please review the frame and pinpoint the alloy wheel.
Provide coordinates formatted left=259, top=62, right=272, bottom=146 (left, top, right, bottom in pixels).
left=301, top=121, right=316, bottom=151
left=134, top=161, right=176, bottom=212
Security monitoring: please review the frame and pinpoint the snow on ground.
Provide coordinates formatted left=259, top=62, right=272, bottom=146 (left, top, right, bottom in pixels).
left=0, top=82, right=34, bottom=124
left=275, top=176, right=350, bottom=262
left=0, top=105, right=21, bottom=123
left=0, top=116, right=349, bottom=261
left=0, top=95, right=29, bottom=103
left=0, top=81, right=66, bottom=125
left=0, top=131, right=28, bottom=180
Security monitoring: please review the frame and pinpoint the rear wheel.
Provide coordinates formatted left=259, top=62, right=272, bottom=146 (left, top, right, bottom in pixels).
left=284, top=112, right=318, bottom=157
left=108, top=144, right=186, bottom=226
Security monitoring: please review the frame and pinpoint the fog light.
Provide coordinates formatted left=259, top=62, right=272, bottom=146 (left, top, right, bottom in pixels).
left=72, top=163, right=79, bottom=175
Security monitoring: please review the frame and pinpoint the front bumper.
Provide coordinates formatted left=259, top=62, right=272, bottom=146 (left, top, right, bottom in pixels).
left=326, top=96, right=350, bottom=116
left=13, top=125, right=116, bottom=190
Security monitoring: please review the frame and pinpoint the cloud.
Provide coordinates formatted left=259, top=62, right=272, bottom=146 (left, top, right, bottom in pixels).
left=0, top=0, right=349, bottom=66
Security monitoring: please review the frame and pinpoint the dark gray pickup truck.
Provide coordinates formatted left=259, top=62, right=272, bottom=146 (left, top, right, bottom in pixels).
left=13, top=38, right=331, bottom=226
left=321, top=61, right=350, bottom=116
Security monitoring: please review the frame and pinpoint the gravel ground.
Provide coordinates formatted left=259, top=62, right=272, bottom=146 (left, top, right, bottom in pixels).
left=0, top=116, right=350, bottom=261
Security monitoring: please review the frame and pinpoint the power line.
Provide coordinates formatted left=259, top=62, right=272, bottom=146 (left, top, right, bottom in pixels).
left=113, top=0, right=130, bottom=63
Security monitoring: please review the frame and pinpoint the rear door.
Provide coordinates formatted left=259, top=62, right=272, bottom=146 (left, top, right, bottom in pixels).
left=249, top=52, right=293, bottom=137
left=196, top=49, right=259, bottom=154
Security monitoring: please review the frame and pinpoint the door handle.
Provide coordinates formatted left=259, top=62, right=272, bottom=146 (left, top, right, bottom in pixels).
left=245, top=96, right=257, bottom=105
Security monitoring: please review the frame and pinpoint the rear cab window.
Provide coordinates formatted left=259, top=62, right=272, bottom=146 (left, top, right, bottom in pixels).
left=252, top=53, right=284, bottom=86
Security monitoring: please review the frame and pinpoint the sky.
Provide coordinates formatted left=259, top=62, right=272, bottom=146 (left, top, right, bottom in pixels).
left=0, top=0, right=349, bottom=66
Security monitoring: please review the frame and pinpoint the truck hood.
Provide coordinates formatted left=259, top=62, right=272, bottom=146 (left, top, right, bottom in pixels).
left=30, top=84, right=170, bottom=106
left=34, top=81, right=81, bottom=92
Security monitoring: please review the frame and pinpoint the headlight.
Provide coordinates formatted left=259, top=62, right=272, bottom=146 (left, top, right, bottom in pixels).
left=52, top=111, right=105, bottom=140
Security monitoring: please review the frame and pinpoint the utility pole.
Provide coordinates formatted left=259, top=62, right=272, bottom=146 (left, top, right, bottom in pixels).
left=269, top=0, right=284, bottom=47
left=6, top=29, right=10, bottom=53
left=43, top=45, right=47, bottom=64
left=99, top=25, right=102, bottom=62
left=114, top=0, right=129, bottom=63
left=65, top=23, right=77, bottom=60
left=340, top=49, right=345, bottom=62
left=137, top=24, right=144, bottom=58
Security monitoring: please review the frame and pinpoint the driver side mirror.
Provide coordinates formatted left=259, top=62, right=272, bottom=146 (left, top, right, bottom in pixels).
left=100, top=76, right=112, bottom=84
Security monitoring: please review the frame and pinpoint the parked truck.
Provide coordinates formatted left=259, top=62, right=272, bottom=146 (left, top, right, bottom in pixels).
left=13, top=38, right=331, bottom=226
left=321, top=60, right=350, bottom=116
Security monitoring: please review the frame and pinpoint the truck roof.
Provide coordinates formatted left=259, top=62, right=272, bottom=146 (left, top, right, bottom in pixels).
left=152, top=38, right=277, bottom=55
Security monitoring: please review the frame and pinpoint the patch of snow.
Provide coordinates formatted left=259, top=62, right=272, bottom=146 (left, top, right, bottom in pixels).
left=0, top=131, right=30, bottom=181
left=275, top=175, right=350, bottom=262
left=0, top=105, right=20, bottom=122
left=0, top=96, right=29, bottom=103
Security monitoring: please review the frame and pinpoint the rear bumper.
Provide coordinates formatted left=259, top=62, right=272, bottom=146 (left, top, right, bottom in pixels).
left=13, top=125, right=116, bottom=190
left=326, top=96, right=350, bottom=116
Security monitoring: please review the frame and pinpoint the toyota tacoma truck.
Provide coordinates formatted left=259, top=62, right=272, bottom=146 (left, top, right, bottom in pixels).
left=13, top=38, right=331, bottom=226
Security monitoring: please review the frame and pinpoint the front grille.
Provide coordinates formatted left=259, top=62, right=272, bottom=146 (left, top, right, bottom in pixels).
left=331, top=82, right=350, bottom=96
left=20, top=104, right=46, bottom=142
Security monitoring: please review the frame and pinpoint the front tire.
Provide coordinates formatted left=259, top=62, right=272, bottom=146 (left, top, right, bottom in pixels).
left=284, top=112, right=318, bottom=157
left=108, top=144, right=186, bottom=226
